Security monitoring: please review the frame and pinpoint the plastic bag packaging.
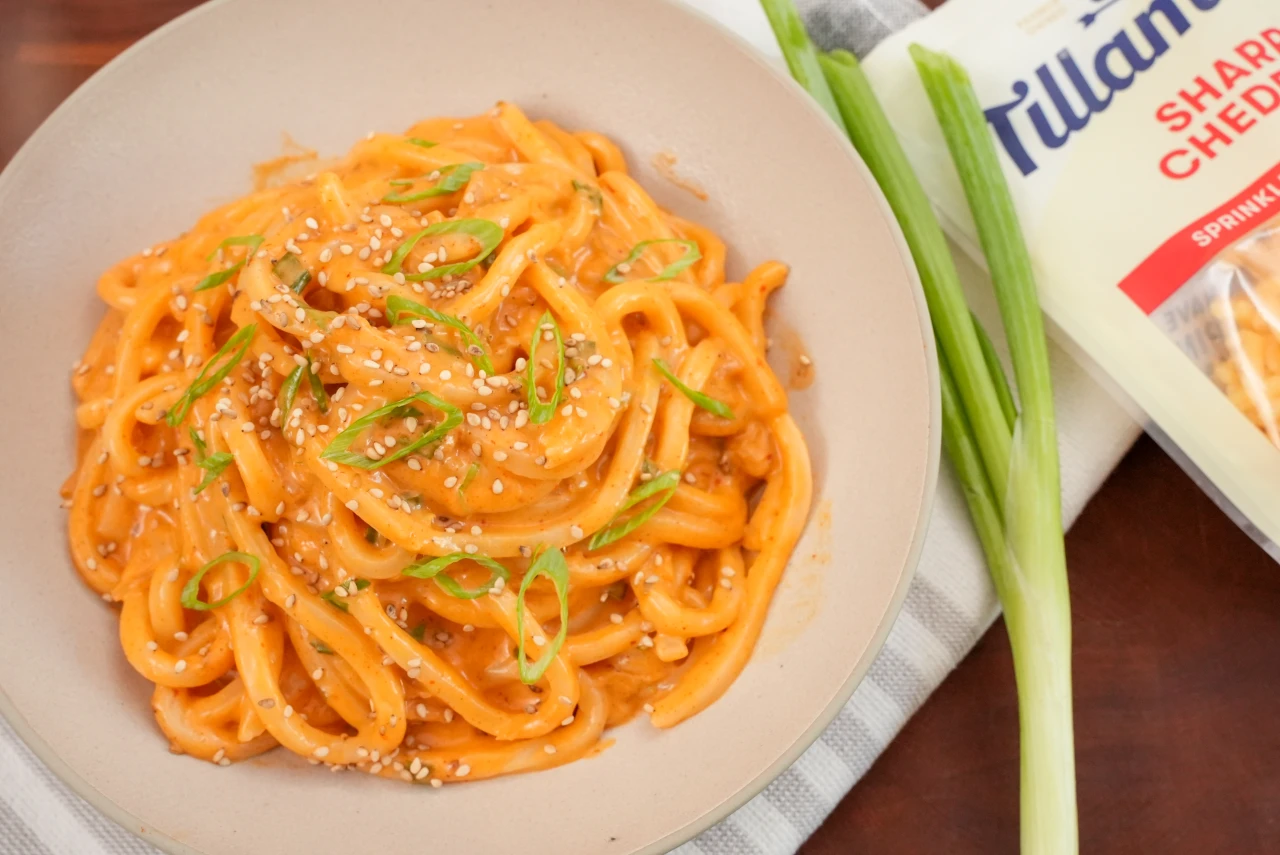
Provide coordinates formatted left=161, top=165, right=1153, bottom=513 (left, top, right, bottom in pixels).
left=861, top=0, right=1280, bottom=556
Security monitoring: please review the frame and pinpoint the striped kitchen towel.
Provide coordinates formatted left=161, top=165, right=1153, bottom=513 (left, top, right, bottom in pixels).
left=0, top=1, right=1141, bottom=853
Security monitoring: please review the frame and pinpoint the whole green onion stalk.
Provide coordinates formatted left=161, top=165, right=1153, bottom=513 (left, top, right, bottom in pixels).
left=759, top=2, right=1077, bottom=851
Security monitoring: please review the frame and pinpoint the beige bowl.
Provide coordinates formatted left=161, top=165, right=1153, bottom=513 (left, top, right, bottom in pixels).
left=0, top=0, right=938, bottom=852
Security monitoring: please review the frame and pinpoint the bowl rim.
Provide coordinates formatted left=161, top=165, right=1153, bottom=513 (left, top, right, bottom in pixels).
left=0, top=0, right=941, bottom=851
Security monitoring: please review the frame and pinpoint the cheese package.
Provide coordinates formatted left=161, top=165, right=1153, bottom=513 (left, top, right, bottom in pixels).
left=862, top=0, right=1280, bottom=554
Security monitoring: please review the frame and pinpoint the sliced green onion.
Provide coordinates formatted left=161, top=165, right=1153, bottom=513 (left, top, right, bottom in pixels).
left=381, top=219, right=504, bottom=282
left=407, top=137, right=437, bottom=148
left=588, top=469, right=682, bottom=550
left=382, top=162, right=484, bottom=204
left=305, top=361, right=330, bottom=414
left=385, top=295, right=494, bottom=375
left=272, top=253, right=311, bottom=294
left=164, top=324, right=257, bottom=427
left=364, top=525, right=382, bottom=545
left=194, top=452, right=233, bottom=494
left=321, top=578, right=370, bottom=612
left=181, top=551, right=260, bottom=611
left=526, top=311, right=564, bottom=425
left=194, top=235, right=263, bottom=292
left=311, top=640, right=335, bottom=654
left=188, top=427, right=208, bottom=458
left=572, top=179, right=603, bottom=211
left=603, top=239, right=701, bottom=284
left=910, top=44, right=1075, bottom=851
left=401, top=553, right=510, bottom=599
left=458, top=462, right=479, bottom=497
left=320, top=390, right=461, bottom=470
left=278, top=366, right=304, bottom=420
left=652, top=357, right=734, bottom=419
left=408, top=622, right=427, bottom=641
left=515, top=546, right=569, bottom=683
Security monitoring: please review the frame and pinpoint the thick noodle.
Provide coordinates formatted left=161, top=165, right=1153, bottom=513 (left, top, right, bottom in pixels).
left=64, top=102, right=813, bottom=785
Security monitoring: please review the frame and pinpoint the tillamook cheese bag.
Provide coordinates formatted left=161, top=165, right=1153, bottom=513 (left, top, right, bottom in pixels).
left=863, top=0, right=1280, bottom=552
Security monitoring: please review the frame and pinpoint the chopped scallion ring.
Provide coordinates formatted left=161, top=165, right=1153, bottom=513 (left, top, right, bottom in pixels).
left=385, top=295, right=494, bottom=375
left=401, top=552, right=510, bottom=600
left=272, top=253, right=311, bottom=294
left=526, top=311, right=564, bottom=425
left=589, top=469, right=682, bottom=550
left=381, top=219, right=503, bottom=282
left=515, top=546, right=569, bottom=683
left=180, top=551, right=261, bottom=611
left=164, top=324, right=257, bottom=427
left=320, top=390, right=461, bottom=470
left=652, top=358, right=734, bottom=419
left=603, top=239, right=700, bottom=284
left=320, top=578, right=370, bottom=612
left=382, top=162, right=484, bottom=204
left=194, top=235, right=263, bottom=292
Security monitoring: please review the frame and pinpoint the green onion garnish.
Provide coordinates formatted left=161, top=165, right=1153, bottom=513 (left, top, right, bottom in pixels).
left=272, top=253, right=311, bottom=294
left=409, top=622, right=427, bottom=641
left=401, top=553, right=510, bottom=600
left=382, top=162, right=484, bottom=204
left=458, top=462, right=479, bottom=497
left=320, top=578, right=370, bottom=612
left=407, top=138, right=437, bottom=148
left=651, top=358, right=734, bottom=419
left=194, top=235, right=263, bottom=292
left=516, top=546, right=569, bottom=684
left=180, top=551, right=261, bottom=611
left=588, top=469, right=682, bottom=550
left=164, top=324, right=257, bottom=427
left=311, top=640, right=335, bottom=654
left=571, top=179, right=603, bottom=211
left=279, top=366, right=303, bottom=419
left=603, top=239, right=701, bottom=284
left=186, top=427, right=233, bottom=494
left=385, top=295, right=494, bottom=375
left=526, top=311, right=564, bottom=425
left=305, top=361, right=330, bottom=414
left=364, top=525, right=382, bottom=545
left=320, top=390, right=461, bottom=470
left=381, top=219, right=504, bottom=282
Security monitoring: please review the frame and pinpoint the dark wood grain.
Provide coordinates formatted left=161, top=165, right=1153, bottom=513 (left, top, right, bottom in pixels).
left=4, top=2, right=1279, bottom=853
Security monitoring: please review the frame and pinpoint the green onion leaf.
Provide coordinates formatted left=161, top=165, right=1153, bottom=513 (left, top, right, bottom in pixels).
left=164, top=324, right=257, bottom=427
left=458, top=462, right=479, bottom=497
left=516, top=546, right=570, bottom=684
left=305, top=361, right=330, bottom=414
left=311, top=640, right=335, bottom=654
left=603, top=239, right=701, bottom=284
left=272, top=253, right=311, bottom=294
left=385, top=295, right=495, bottom=375
left=652, top=358, right=734, bottom=419
left=320, top=390, right=461, bottom=470
left=181, top=551, right=261, bottom=611
left=194, top=452, right=233, bottom=495
left=279, top=366, right=304, bottom=420
left=382, top=162, right=485, bottom=204
left=364, top=525, right=382, bottom=545
left=572, top=179, right=603, bottom=211
left=320, top=578, right=370, bottom=612
left=194, top=235, right=263, bottom=292
left=407, top=138, right=437, bottom=148
left=588, top=469, right=682, bottom=550
left=402, top=553, right=510, bottom=600
left=409, top=622, right=427, bottom=641
left=381, top=219, right=504, bottom=282
left=188, top=427, right=208, bottom=460
left=526, top=311, right=564, bottom=425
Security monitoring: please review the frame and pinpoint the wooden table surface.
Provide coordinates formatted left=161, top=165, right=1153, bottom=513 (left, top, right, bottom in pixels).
left=4, top=1, right=1279, bottom=852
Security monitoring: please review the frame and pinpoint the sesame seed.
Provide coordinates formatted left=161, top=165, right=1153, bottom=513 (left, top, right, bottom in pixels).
left=314, top=746, right=330, bottom=758
left=174, top=659, right=188, bottom=673
left=455, top=764, right=471, bottom=777
left=492, top=479, right=504, bottom=494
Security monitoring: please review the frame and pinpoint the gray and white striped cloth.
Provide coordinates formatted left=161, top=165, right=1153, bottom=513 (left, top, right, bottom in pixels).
left=0, top=1, right=1141, bottom=853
